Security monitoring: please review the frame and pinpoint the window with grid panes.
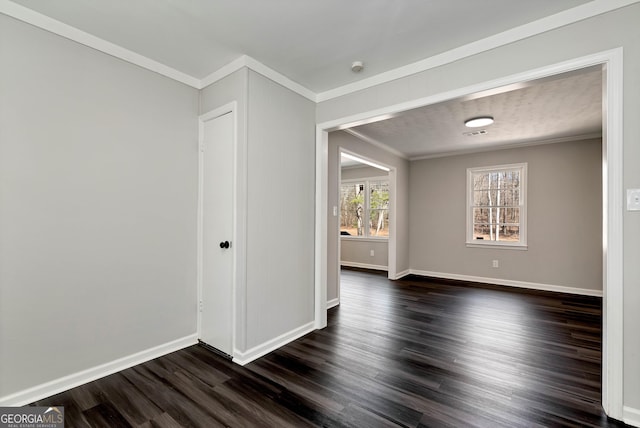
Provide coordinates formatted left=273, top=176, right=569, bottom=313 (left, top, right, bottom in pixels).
left=467, top=163, right=527, bottom=248
left=340, top=179, right=389, bottom=238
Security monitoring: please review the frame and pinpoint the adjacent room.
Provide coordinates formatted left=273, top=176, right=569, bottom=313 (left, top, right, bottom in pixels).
left=330, top=66, right=604, bottom=302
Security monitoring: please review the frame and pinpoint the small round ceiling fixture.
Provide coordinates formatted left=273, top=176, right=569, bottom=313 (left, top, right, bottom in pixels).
left=351, top=61, right=364, bottom=73
left=465, top=116, right=494, bottom=128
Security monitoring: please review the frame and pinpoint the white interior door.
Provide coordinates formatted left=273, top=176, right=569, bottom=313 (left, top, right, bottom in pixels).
left=200, top=111, right=234, bottom=356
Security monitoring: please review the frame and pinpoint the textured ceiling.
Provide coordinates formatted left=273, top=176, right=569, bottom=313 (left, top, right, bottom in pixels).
left=9, top=0, right=593, bottom=92
left=348, top=67, right=603, bottom=159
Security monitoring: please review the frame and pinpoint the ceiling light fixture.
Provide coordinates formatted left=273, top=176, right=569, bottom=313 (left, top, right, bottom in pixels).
left=465, top=116, right=494, bottom=128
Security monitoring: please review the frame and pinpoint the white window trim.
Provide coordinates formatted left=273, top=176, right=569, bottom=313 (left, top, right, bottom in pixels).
left=340, top=177, right=390, bottom=240
left=466, top=162, right=528, bottom=249
left=340, top=236, right=388, bottom=242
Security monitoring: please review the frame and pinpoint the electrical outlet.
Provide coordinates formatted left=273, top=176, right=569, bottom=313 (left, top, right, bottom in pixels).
left=492, top=260, right=499, bottom=268
left=370, top=250, right=375, bottom=257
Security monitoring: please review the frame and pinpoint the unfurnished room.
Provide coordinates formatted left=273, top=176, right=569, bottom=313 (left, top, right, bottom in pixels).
left=1, top=1, right=640, bottom=427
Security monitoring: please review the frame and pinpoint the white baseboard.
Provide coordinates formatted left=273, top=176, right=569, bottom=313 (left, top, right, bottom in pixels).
left=624, top=406, right=640, bottom=427
left=409, top=270, right=603, bottom=297
left=0, top=334, right=198, bottom=407
left=327, top=298, right=340, bottom=309
left=233, top=321, right=315, bottom=366
left=340, top=261, right=388, bottom=271
left=391, top=269, right=411, bottom=280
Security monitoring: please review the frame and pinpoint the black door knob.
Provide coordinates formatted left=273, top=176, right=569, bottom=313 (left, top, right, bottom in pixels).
left=219, top=241, right=230, bottom=249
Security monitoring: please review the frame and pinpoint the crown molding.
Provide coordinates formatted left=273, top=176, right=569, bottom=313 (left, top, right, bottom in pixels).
left=342, top=129, right=408, bottom=160
left=342, top=130, right=603, bottom=163
left=0, top=0, right=201, bottom=88
left=199, top=55, right=316, bottom=101
left=243, top=56, right=317, bottom=101
left=2, top=0, right=637, bottom=103
left=0, top=0, right=317, bottom=101
left=409, top=132, right=603, bottom=161
left=199, top=56, right=249, bottom=89
left=315, top=0, right=640, bottom=102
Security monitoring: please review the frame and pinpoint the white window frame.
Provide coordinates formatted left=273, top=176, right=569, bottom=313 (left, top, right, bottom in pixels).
left=340, top=177, right=390, bottom=241
left=466, top=163, right=527, bottom=249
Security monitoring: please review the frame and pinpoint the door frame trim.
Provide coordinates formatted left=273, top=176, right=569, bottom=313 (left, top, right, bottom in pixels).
left=197, top=101, right=238, bottom=357
left=315, top=48, right=624, bottom=419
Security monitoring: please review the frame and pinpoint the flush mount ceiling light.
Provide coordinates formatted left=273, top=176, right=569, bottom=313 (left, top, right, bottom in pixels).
left=465, top=116, right=494, bottom=128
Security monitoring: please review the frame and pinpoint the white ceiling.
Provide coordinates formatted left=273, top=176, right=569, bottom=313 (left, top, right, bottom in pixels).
left=9, top=0, right=596, bottom=92
left=347, top=66, right=603, bottom=159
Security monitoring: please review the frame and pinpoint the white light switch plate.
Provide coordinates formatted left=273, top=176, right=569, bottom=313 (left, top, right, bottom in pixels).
left=627, top=189, right=640, bottom=211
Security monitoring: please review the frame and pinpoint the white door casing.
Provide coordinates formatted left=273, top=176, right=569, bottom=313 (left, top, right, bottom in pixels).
left=199, top=107, right=236, bottom=356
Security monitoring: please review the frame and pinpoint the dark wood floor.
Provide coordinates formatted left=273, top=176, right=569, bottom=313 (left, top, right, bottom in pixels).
left=33, top=268, right=628, bottom=427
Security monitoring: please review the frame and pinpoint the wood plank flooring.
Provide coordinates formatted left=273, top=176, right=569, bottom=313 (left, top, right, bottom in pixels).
left=33, top=268, right=628, bottom=427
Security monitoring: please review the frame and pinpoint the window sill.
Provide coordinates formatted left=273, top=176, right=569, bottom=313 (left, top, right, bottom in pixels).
left=341, top=236, right=389, bottom=243
left=466, top=242, right=528, bottom=250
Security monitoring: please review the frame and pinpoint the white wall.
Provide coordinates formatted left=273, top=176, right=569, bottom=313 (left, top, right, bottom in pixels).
left=244, top=70, right=316, bottom=349
left=410, top=139, right=602, bottom=292
left=318, top=2, right=640, bottom=414
left=341, top=239, right=389, bottom=269
left=0, top=15, right=199, bottom=399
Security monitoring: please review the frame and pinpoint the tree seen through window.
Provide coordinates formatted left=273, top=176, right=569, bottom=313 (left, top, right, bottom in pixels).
left=467, top=163, right=527, bottom=247
left=340, top=180, right=389, bottom=238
